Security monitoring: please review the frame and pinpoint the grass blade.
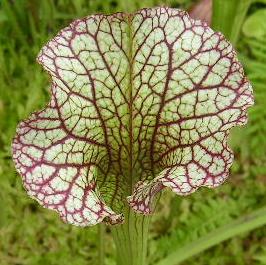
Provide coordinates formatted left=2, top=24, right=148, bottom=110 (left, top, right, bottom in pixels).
left=155, top=207, right=266, bottom=265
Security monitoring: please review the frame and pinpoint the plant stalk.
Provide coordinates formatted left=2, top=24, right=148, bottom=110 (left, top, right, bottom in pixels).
left=110, top=206, right=152, bottom=265
left=212, top=0, right=253, bottom=46
left=98, top=224, right=105, bottom=265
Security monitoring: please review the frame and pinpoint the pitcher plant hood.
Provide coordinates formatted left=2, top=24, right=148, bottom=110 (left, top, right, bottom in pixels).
left=12, top=7, right=254, bottom=226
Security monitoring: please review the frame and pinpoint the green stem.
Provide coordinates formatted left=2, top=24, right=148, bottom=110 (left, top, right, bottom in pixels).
left=212, top=0, right=253, bottom=45
left=155, top=207, right=266, bottom=265
left=98, top=224, right=105, bottom=265
left=110, top=206, right=152, bottom=265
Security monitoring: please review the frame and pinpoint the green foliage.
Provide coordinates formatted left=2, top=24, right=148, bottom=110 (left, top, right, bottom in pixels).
left=232, top=6, right=266, bottom=172
left=148, top=3, right=266, bottom=263
left=242, top=8, right=266, bottom=38
left=0, top=0, right=265, bottom=265
left=212, top=0, right=252, bottom=45
left=254, top=247, right=266, bottom=264
left=149, top=179, right=266, bottom=264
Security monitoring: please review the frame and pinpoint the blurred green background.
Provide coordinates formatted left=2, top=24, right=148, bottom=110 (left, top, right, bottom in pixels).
left=0, top=0, right=265, bottom=264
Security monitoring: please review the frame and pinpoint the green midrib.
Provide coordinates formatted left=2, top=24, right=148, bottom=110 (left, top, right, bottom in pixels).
left=127, top=13, right=134, bottom=195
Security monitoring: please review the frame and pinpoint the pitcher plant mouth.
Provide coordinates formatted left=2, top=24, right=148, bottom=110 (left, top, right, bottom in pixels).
left=12, top=7, right=254, bottom=227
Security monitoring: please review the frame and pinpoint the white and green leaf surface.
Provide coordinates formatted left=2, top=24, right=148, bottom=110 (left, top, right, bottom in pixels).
left=12, top=7, right=254, bottom=226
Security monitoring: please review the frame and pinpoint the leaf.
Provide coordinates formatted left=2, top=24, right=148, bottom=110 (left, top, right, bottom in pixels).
left=242, top=9, right=266, bottom=39
left=155, top=206, right=266, bottom=265
left=12, top=7, right=254, bottom=226
left=253, top=247, right=266, bottom=264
